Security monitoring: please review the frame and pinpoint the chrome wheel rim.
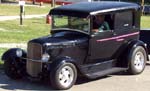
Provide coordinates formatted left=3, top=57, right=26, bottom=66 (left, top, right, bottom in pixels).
left=58, top=66, right=74, bottom=87
left=134, top=51, right=145, bottom=71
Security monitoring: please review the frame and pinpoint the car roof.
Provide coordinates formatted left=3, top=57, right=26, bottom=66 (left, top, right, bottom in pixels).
left=49, top=1, right=140, bottom=18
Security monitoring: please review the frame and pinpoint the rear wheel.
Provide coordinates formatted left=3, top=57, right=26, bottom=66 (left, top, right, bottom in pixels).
left=128, top=46, right=146, bottom=75
left=50, top=63, right=77, bottom=90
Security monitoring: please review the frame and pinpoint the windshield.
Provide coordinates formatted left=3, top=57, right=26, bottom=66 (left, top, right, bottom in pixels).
left=52, top=15, right=90, bottom=33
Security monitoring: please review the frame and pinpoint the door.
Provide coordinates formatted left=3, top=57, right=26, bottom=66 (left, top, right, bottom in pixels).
left=88, top=11, right=136, bottom=63
left=89, top=31, right=118, bottom=63
left=87, top=14, right=120, bottom=63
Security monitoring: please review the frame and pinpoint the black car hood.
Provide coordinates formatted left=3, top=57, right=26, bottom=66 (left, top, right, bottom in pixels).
left=29, top=31, right=89, bottom=48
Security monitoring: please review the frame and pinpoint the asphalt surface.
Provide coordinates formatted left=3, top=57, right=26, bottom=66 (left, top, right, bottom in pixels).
left=0, top=62, right=150, bottom=91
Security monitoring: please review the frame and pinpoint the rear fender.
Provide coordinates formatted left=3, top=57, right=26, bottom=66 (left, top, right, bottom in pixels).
left=127, top=40, right=148, bottom=60
left=127, top=40, right=148, bottom=66
left=118, top=40, right=148, bottom=67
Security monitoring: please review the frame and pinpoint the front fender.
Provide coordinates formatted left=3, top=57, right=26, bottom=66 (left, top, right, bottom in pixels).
left=1, top=48, right=27, bottom=61
left=48, top=56, right=83, bottom=75
left=50, top=57, right=77, bottom=69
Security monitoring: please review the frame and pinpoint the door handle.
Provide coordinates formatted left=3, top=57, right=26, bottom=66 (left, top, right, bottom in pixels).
left=116, top=38, right=124, bottom=42
left=124, top=24, right=129, bottom=27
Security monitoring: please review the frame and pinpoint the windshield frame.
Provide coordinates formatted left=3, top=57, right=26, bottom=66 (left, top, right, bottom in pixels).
left=51, top=15, right=91, bottom=35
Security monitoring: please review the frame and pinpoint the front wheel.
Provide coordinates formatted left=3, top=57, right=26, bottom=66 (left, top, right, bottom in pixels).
left=128, top=46, right=147, bottom=75
left=4, top=58, right=25, bottom=79
left=50, top=63, right=77, bottom=90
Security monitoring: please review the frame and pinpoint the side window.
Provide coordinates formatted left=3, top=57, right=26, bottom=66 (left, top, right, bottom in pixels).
left=114, top=11, right=133, bottom=32
left=92, top=14, right=114, bottom=34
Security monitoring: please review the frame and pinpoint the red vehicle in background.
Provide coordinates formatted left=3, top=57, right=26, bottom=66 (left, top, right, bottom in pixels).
left=28, top=0, right=92, bottom=5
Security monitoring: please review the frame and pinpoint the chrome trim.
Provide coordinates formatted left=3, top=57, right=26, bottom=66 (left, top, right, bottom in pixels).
left=144, top=43, right=147, bottom=47
left=27, top=43, right=43, bottom=60
left=90, top=6, right=138, bottom=15
left=22, top=57, right=52, bottom=63
left=88, top=16, right=91, bottom=34
left=27, top=43, right=43, bottom=77
left=44, top=40, right=77, bottom=46
left=94, top=60, right=115, bottom=66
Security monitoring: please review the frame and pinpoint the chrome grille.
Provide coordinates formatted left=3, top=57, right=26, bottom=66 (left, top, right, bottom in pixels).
left=28, top=43, right=42, bottom=60
left=27, top=43, right=42, bottom=77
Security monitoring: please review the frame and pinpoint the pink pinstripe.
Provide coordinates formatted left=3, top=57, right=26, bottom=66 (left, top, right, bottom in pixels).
left=97, top=32, right=139, bottom=42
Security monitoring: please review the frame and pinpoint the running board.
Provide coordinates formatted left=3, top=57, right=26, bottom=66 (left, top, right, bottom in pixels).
left=85, top=67, right=127, bottom=79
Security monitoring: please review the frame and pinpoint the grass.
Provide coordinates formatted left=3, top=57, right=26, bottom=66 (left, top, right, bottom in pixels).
left=0, top=61, right=4, bottom=68
left=0, top=17, right=50, bottom=43
left=0, top=48, right=8, bottom=67
left=0, top=4, right=51, bottom=16
left=0, top=16, right=149, bottom=43
left=141, top=15, right=150, bottom=29
left=0, top=3, right=52, bottom=66
left=0, top=15, right=149, bottom=66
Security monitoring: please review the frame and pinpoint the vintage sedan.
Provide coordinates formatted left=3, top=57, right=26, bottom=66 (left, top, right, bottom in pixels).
left=1, top=1, right=149, bottom=90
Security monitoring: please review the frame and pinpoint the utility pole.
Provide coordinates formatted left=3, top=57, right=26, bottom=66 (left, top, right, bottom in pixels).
left=141, top=0, right=144, bottom=7
left=33, top=0, right=35, bottom=5
left=19, top=0, right=25, bottom=25
left=141, top=0, right=145, bottom=15
left=141, top=0, right=145, bottom=6
left=51, top=0, right=55, bottom=7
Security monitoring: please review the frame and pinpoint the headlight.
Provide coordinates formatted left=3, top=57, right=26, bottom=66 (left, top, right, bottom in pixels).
left=42, top=53, right=50, bottom=62
left=16, top=49, right=23, bottom=57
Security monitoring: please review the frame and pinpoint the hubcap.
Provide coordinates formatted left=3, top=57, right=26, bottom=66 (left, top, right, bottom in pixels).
left=58, top=66, right=74, bottom=87
left=134, top=51, right=145, bottom=71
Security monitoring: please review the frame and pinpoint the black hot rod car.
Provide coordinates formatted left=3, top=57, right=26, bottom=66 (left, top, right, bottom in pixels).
left=1, top=1, right=150, bottom=90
